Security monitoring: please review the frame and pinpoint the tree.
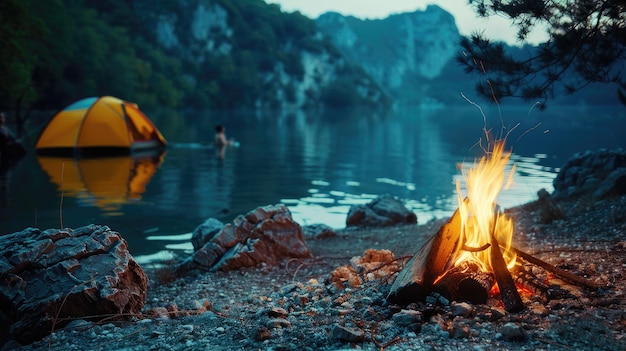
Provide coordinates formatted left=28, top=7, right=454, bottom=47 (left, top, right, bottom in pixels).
left=0, top=0, right=47, bottom=135
left=457, top=0, right=626, bottom=107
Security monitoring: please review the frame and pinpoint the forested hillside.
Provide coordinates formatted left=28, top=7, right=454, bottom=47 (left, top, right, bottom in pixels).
left=0, top=0, right=390, bottom=117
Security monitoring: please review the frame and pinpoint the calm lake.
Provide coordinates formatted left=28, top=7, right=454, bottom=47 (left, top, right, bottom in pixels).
left=2, top=104, right=625, bottom=264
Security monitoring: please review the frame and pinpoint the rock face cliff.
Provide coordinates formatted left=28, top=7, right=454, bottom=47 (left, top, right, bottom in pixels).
left=316, top=5, right=461, bottom=104
left=144, top=0, right=389, bottom=109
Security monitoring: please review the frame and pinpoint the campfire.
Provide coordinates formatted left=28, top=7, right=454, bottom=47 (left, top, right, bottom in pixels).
left=387, top=139, right=602, bottom=311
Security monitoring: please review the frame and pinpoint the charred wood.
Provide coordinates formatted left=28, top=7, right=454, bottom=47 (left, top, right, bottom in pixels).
left=432, top=262, right=494, bottom=304
left=512, top=264, right=549, bottom=300
left=387, top=208, right=462, bottom=304
left=490, top=215, right=524, bottom=312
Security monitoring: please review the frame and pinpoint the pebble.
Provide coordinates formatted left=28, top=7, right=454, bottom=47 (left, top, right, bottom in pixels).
left=331, top=324, right=365, bottom=343
left=265, top=318, right=291, bottom=329
left=452, top=302, right=474, bottom=317
left=500, top=322, right=524, bottom=341
left=392, top=309, right=423, bottom=326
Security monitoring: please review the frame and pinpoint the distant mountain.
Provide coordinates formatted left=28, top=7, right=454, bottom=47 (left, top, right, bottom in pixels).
left=315, top=5, right=622, bottom=107
left=316, top=5, right=460, bottom=105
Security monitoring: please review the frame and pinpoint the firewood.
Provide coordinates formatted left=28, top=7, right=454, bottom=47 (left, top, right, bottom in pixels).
left=513, top=248, right=604, bottom=289
left=512, top=264, right=549, bottom=300
left=387, top=208, right=462, bottom=304
left=432, top=262, right=494, bottom=304
left=490, top=214, right=524, bottom=312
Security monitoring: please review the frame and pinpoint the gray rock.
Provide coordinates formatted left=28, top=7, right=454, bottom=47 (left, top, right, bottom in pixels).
left=346, top=194, right=417, bottom=228
left=331, top=324, right=365, bottom=343
left=302, top=223, right=337, bottom=239
left=593, top=168, right=626, bottom=199
left=181, top=204, right=311, bottom=272
left=500, top=322, right=524, bottom=341
left=265, top=318, right=291, bottom=329
left=451, top=302, right=474, bottom=317
left=191, top=218, right=225, bottom=251
left=553, top=148, right=626, bottom=200
left=0, top=225, right=147, bottom=346
left=392, top=309, right=423, bottom=326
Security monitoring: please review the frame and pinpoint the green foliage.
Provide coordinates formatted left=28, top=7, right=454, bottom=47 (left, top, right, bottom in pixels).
left=458, top=0, right=626, bottom=107
left=0, top=0, right=47, bottom=110
left=0, top=0, right=385, bottom=119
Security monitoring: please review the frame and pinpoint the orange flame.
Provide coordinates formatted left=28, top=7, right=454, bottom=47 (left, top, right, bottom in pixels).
left=453, top=140, right=517, bottom=272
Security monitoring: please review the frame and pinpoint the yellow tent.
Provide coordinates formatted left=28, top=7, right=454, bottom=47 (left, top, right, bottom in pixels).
left=37, top=152, right=164, bottom=214
left=35, top=96, right=166, bottom=156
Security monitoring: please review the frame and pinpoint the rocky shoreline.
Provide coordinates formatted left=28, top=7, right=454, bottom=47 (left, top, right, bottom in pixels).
left=4, top=193, right=624, bottom=351
left=5, top=148, right=626, bottom=351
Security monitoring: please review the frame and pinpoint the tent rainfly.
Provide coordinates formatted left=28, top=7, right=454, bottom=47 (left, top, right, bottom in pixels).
left=35, top=96, right=166, bottom=156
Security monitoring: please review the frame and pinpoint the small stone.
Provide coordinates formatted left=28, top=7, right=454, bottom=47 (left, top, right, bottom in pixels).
left=148, top=307, right=170, bottom=320
left=268, top=307, right=288, bottom=318
left=265, top=318, right=291, bottom=329
left=255, top=327, right=271, bottom=341
left=392, top=309, right=423, bottom=326
left=331, top=324, right=365, bottom=343
left=215, top=326, right=225, bottom=333
left=500, top=322, right=524, bottom=341
left=451, top=302, right=473, bottom=317
left=490, top=307, right=506, bottom=321
left=450, top=324, right=471, bottom=339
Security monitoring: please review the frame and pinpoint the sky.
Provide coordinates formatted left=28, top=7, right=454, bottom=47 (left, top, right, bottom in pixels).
left=264, top=0, right=548, bottom=45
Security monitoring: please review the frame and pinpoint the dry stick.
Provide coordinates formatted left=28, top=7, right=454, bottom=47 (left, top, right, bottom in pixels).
left=462, top=243, right=491, bottom=252
left=513, top=247, right=605, bottom=289
left=59, top=163, right=64, bottom=229
left=490, top=214, right=524, bottom=312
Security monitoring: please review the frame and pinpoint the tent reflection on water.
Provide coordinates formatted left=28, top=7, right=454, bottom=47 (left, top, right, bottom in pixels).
left=37, top=151, right=164, bottom=215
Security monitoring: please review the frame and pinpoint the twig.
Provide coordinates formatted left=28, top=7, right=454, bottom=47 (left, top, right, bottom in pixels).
left=369, top=319, right=403, bottom=350
left=513, top=247, right=605, bottom=289
left=462, top=243, right=491, bottom=252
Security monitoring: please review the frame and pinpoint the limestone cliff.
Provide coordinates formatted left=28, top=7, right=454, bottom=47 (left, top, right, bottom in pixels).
left=316, top=5, right=461, bottom=104
left=144, top=0, right=390, bottom=109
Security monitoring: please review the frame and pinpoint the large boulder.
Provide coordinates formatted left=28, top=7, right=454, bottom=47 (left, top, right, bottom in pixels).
left=552, top=148, right=626, bottom=200
left=181, top=204, right=311, bottom=272
left=0, top=225, right=147, bottom=346
left=346, top=194, right=417, bottom=228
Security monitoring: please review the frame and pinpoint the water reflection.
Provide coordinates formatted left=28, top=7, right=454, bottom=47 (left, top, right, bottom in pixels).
left=3, top=105, right=623, bottom=264
left=37, top=152, right=164, bottom=215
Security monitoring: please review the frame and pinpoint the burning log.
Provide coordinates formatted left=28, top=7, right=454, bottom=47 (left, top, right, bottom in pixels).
left=489, top=215, right=524, bottom=312
left=387, top=208, right=462, bottom=304
left=512, top=264, right=549, bottom=299
left=432, top=262, right=494, bottom=304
